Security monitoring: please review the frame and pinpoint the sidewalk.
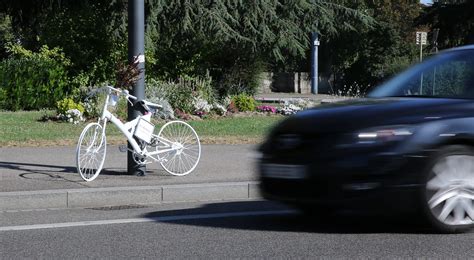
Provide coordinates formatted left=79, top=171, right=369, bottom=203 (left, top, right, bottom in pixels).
left=0, top=144, right=261, bottom=210
left=254, top=93, right=334, bottom=103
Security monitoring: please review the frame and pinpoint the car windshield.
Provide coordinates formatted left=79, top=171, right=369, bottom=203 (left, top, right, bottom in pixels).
left=368, top=49, right=474, bottom=99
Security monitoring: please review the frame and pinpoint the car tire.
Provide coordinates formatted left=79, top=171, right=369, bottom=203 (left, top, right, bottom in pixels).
left=421, top=145, right=474, bottom=233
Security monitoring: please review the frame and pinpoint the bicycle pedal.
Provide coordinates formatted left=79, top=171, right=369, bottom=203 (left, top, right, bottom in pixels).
left=118, top=145, right=128, bottom=153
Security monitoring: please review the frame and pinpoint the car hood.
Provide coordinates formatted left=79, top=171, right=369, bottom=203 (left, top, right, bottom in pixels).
left=273, top=97, right=474, bottom=135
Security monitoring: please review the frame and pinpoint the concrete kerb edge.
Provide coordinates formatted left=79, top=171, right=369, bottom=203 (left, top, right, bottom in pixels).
left=0, top=181, right=261, bottom=211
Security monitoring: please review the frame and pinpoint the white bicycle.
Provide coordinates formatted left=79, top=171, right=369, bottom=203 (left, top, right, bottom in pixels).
left=76, top=85, right=201, bottom=181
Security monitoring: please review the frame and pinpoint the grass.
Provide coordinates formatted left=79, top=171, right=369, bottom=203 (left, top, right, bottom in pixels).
left=0, top=110, right=283, bottom=147
left=188, top=115, right=282, bottom=144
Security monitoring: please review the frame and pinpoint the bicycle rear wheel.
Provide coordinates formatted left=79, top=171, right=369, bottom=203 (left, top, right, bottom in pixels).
left=76, top=122, right=107, bottom=181
left=157, top=121, right=201, bottom=176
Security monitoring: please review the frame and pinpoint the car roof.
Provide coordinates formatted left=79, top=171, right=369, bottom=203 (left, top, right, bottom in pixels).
left=446, top=44, right=474, bottom=52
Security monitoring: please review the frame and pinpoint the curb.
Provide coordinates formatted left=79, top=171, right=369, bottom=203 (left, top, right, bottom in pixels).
left=0, top=182, right=261, bottom=211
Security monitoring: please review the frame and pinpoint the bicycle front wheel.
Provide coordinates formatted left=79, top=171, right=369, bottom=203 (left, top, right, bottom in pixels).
left=157, top=121, right=201, bottom=176
left=76, top=122, right=107, bottom=181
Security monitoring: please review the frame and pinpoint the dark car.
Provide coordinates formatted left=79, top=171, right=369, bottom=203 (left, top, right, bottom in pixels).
left=258, top=45, right=474, bottom=233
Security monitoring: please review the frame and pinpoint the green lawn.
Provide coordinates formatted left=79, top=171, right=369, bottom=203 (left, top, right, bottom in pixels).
left=0, top=111, right=283, bottom=146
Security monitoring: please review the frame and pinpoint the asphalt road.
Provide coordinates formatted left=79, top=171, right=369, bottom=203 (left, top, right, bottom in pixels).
left=1, top=200, right=473, bottom=258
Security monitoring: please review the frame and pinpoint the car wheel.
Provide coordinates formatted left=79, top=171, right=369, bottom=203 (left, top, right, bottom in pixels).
left=422, top=145, right=474, bottom=233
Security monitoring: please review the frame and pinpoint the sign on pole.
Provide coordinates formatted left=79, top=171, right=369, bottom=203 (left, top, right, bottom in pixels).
left=416, top=32, right=428, bottom=46
left=416, top=31, right=428, bottom=62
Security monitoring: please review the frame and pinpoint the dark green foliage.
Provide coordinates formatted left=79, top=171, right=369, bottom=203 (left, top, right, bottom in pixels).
left=145, top=0, right=375, bottom=93
left=147, top=76, right=215, bottom=114
left=324, top=0, right=421, bottom=92
left=1, top=0, right=471, bottom=110
left=419, top=0, right=474, bottom=49
left=166, top=82, right=195, bottom=114
left=0, top=13, right=13, bottom=59
left=0, top=45, right=71, bottom=111
left=214, top=57, right=268, bottom=96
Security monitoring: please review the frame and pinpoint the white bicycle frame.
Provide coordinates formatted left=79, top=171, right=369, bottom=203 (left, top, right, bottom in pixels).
left=98, top=86, right=178, bottom=162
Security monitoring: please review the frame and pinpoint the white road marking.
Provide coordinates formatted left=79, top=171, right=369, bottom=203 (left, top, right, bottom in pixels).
left=0, top=210, right=294, bottom=232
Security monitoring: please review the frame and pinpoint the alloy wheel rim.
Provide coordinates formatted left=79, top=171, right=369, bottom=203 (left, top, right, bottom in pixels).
left=426, top=155, right=474, bottom=226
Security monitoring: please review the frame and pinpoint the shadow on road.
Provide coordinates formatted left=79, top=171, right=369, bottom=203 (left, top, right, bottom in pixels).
left=0, top=161, right=89, bottom=186
left=142, top=200, right=433, bottom=234
left=0, top=161, right=162, bottom=176
left=0, top=161, right=169, bottom=186
left=0, top=161, right=77, bottom=174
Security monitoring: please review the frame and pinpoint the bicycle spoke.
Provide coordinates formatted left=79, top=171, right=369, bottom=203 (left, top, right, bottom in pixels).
left=76, top=123, right=107, bottom=181
left=156, top=121, right=201, bottom=176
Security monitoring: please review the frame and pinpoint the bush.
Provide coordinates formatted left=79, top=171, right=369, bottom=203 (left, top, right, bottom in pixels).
left=214, top=58, right=267, bottom=97
left=256, top=105, right=277, bottom=113
left=152, top=98, right=175, bottom=120
left=56, top=97, right=85, bottom=124
left=276, top=98, right=316, bottom=115
left=56, top=97, right=85, bottom=115
left=231, top=94, right=256, bottom=112
left=0, top=44, right=71, bottom=111
left=146, top=75, right=216, bottom=114
left=278, top=103, right=302, bottom=115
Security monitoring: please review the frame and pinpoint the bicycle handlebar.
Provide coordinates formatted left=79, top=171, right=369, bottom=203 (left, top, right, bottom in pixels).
left=105, top=86, right=137, bottom=100
left=87, top=86, right=162, bottom=109
left=105, top=86, right=162, bottom=109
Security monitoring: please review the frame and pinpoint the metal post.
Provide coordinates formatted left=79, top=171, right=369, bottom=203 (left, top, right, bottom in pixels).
left=311, top=32, right=319, bottom=94
left=420, top=43, right=423, bottom=94
left=419, top=41, right=423, bottom=62
left=128, top=0, right=146, bottom=176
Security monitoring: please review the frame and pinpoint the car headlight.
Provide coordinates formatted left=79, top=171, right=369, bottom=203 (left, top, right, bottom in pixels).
left=356, top=125, right=413, bottom=144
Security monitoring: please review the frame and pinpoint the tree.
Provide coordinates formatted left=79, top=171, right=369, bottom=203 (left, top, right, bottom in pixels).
left=321, top=0, right=423, bottom=92
left=419, top=0, right=474, bottom=49
left=0, top=0, right=376, bottom=95
left=145, top=0, right=375, bottom=94
left=0, top=13, right=14, bottom=58
left=0, top=0, right=128, bottom=84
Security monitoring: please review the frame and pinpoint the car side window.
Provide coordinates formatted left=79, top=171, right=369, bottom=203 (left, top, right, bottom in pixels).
left=368, top=50, right=474, bottom=99
left=405, top=52, right=474, bottom=98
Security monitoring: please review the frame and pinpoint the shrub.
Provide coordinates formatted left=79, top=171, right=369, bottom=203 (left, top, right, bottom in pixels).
left=215, top=58, right=267, bottom=97
left=174, top=109, right=192, bottom=120
left=257, top=105, right=277, bottom=113
left=82, top=92, right=105, bottom=120
left=166, top=81, right=195, bottom=113
left=231, top=94, right=256, bottom=112
left=211, top=103, right=227, bottom=116
left=150, top=98, right=175, bottom=120
left=277, top=98, right=315, bottom=115
left=146, top=75, right=216, bottom=114
left=193, top=97, right=212, bottom=114
left=227, top=101, right=239, bottom=113
left=56, top=97, right=85, bottom=115
left=278, top=103, right=302, bottom=115
left=56, top=97, right=85, bottom=124
left=333, top=83, right=367, bottom=98
left=0, top=44, right=71, bottom=111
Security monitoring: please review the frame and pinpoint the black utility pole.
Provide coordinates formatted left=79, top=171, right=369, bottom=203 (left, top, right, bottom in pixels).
left=127, top=0, right=146, bottom=176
